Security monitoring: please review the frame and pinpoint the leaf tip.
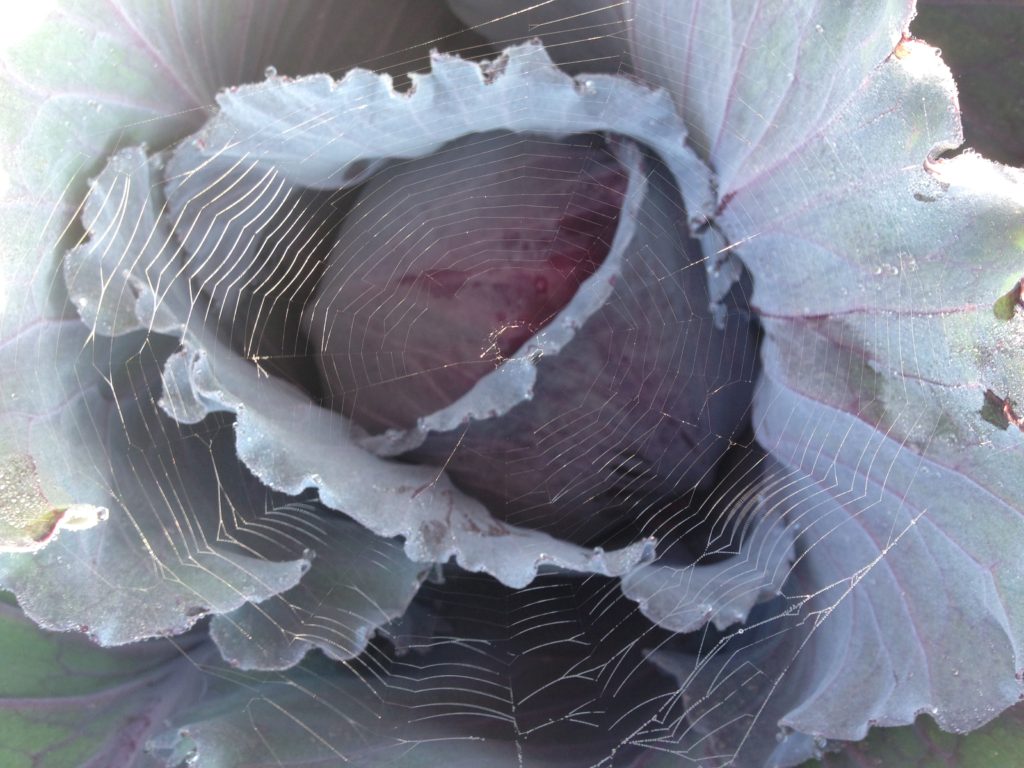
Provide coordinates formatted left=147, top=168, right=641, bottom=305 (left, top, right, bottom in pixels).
left=993, top=278, right=1024, bottom=321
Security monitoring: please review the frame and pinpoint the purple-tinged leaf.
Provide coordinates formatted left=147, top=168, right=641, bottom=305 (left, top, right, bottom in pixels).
left=627, top=0, right=914, bottom=196
left=305, top=131, right=632, bottom=436
left=665, top=14, right=1024, bottom=760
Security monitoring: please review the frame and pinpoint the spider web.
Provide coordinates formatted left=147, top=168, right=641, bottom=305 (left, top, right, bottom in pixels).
left=14, top=1, right=1018, bottom=767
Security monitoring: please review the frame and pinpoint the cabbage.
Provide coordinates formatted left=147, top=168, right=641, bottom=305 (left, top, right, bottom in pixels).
left=0, top=2, right=1021, bottom=766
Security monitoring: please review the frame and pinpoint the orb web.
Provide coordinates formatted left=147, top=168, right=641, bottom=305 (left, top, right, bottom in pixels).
left=11, top=1, right=1020, bottom=767
left=31, top=4, right=878, bottom=765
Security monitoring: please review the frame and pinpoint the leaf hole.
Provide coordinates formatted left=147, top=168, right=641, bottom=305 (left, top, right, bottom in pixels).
left=981, top=388, right=1024, bottom=432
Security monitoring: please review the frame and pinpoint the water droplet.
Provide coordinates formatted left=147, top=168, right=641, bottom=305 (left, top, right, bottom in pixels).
left=815, top=24, right=825, bottom=33
left=264, top=65, right=278, bottom=79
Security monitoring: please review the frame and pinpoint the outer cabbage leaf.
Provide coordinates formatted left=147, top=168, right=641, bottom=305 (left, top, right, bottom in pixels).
left=0, top=0, right=210, bottom=552
left=0, top=340, right=310, bottom=645
left=627, top=0, right=913, bottom=197
left=643, top=14, right=1024, bottom=763
left=816, top=5, right=1024, bottom=762
left=59, top=146, right=435, bottom=668
left=0, top=0, right=485, bottom=588
left=0, top=319, right=112, bottom=553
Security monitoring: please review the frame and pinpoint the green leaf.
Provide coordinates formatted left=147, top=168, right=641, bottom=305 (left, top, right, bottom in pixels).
left=818, top=704, right=1024, bottom=767
left=0, top=592, right=207, bottom=768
